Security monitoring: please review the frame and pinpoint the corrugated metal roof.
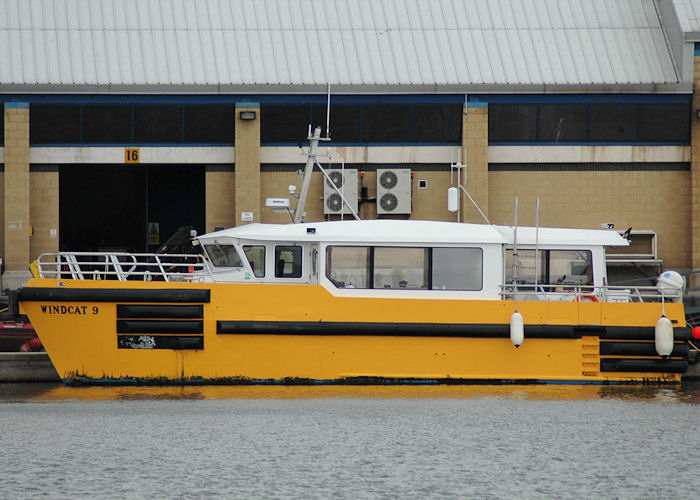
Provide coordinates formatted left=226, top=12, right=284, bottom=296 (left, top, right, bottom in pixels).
left=673, top=0, right=700, bottom=37
left=0, top=0, right=684, bottom=93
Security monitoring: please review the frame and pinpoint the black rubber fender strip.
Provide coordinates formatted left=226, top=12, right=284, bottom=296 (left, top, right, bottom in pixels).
left=19, top=287, right=210, bottom=303
left=117, top=304, right=203, bottom=319
left=673, top=327, right=692, bottom=340
left=117, top=335, right=203, bottom=350
left=598, top=326, right=692, bottom=341
left=600, top=342, right=689, bottom=357
left=117, top=320, right=203, bottom=334
left=573, top=324, right=607, bottom=335
left=600, top=358, right=688, bottom=373
left=217, top=321, right=581, bottom=338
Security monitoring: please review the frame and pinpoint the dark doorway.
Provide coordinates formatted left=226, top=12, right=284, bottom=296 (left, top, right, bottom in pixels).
left=60, top=165, right=147, bottom=252
left=146, top=165, right=205, bottom=252
left=59, top=164, right=205, bottom=252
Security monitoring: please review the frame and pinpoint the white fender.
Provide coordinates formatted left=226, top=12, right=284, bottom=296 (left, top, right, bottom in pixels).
left=510, top=311, right=524, bottom=348
left=654, top=316, right=674, bottom=357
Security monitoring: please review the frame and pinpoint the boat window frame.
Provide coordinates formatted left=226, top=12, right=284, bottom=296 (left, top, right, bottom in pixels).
left=243, top=245, right=266, bottom=278
left=274, top=245, right=303, bottom=279
left=202, top=243, right=244, bottom=268
left=324, top=244, right=485, bottom=291
left=431, top=247, right=484, bottom=291
left=504, top=248, right=594, bottom=288
left=372, top=246, right=429, bottom=290
left=326, top=245, right=371, bottom=288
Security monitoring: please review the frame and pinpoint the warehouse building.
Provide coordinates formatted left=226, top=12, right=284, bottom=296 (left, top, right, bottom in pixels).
left=1, top=0, right=700, bottom=289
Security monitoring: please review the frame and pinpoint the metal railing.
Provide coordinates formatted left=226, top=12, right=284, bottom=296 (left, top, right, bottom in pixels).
left=35, top=252, right=213, bottom=282
left=500, top=283, right=682, bottom=303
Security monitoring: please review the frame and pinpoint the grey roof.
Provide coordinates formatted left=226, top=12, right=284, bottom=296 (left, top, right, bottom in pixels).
left=673, top=0, right=700, bottom=38
left=0, top=0, right=688, bottom=93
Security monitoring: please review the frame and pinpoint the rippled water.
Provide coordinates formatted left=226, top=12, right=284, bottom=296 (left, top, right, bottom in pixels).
left=2, top=383, right=700, bottom=499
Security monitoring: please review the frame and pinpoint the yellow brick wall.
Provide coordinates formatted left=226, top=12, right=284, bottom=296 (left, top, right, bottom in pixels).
left=0, top=172, right=4, bottom=259
left=3, top=105, right=30, bottom=270
left=461, top=105, right=489, bottom=222
left=261, top=171, right=302, bottom=223
left=205, top=171, right=236, bottom=232
left=261, top=169, right=459, bottom=223
left=234, top=106, right=261, bottom=225
left=489, top=170, right=691, bottom=269
left=29, top=170, right=59, bottom=259
left=264, top=171, right=329, bottom=223
left=691, top=54, right=700, bottom=282
left=410, top=171, right=458, bottom=221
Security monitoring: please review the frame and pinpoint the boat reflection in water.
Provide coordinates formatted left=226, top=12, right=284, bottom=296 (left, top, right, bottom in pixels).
left=4, top=382, right=700, bottom=403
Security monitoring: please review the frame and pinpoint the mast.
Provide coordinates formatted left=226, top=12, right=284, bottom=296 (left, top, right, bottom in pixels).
left=293, top=126, right=322, bottom=224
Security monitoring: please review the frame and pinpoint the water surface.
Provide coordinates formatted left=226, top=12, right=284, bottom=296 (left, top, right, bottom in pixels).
left=2, top=383, right=699, bottom=499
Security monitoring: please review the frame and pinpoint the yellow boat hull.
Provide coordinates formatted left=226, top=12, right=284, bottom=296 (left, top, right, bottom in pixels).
left=19, top=278, right=689, bottom=384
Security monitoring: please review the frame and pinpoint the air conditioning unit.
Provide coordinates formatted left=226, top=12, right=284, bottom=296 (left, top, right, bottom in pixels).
left=323, top=169, right=358, bottom=215
left=376, top=168, right=412, bottom=215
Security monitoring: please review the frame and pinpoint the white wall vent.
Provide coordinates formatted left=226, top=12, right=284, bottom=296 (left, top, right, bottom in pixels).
left=376, top=168, right=412, bottom=215
left=323, top=169, right=358, bottom=215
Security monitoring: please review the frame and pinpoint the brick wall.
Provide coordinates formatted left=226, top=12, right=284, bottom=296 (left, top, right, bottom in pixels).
left=409, top=171, right=457, bottom=222
left=3, top=104, right=30, bottom=270
left=461, top=104, right=489, bottom=222
left=234, top=105, right=261, bottom=225
left=205, top=171, right=235, bottom=232
left=489, top=170, right=691, bottom=269
left=691, top=53, right=700, bottom=282
left=29, top=169, right=59, bottom=259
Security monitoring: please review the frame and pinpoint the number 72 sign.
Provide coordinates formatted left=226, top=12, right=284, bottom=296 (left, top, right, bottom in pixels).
left=125, top=148, right=140, bottom=163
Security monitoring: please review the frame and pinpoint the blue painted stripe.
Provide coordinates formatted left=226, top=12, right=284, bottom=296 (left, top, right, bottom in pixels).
left=481, top=94, right=690, bottom=104
left=236, top=102, right=259, bottom=108
left=30, top=143, right=235, bottom=147
left=261, top=141, right=461, bottom=147
left=467, top=101, right=488, bottom=108
left=695, top=42, right=700, bottom=56
left=31, top=141, right=461, bottom=147
left=490, top=141, right=690, bottom=146
left=5, top=102, right=28, bottom=108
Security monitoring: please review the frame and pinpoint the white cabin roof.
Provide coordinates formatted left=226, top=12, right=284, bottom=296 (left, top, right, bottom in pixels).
left=494, top=225, right=628, bottom=247
left=199, top=220, right=629, bottom=247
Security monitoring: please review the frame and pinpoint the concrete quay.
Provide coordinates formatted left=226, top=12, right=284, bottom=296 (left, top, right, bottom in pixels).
left=0, top=352, right=59, bottom=382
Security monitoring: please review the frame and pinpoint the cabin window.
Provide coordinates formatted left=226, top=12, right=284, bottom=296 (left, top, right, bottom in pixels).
left=373, top=247, right=428, bottom=289
left=204, top=244, right=243, bottom=267
left=275, top=246, right=302, bottom=278
left=326, top=246, right=370, bottom=288
left=432, top=248, right=483, bottom=291
left=505, top=249, right=593, bottom=286
left=243, top=245, right=266, bottom=278
left=326, top=245, right=483, bottom=290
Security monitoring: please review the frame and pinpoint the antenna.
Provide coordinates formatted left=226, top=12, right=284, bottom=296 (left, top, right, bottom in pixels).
left=534, top=197, right=540, bottom=290
left=291, top=84, right=359, bottom=223
left=326, top=83, right=331, bottom=140
left=512, top=197, right=518, bottom=289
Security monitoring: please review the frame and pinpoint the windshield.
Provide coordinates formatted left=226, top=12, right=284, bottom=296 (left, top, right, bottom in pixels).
left=204, top=244, right=244, bottom=267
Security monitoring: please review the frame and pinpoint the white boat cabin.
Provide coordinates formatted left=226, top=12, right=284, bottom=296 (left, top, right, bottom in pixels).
left=35, top=219, right=683, bottom=302
left=194, top=220, right=635, bottom=301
